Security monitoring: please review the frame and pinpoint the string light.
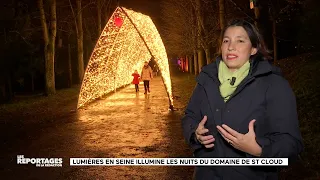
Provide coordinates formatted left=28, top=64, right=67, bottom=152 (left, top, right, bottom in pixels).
left=77, top=7, right=173, bottom=109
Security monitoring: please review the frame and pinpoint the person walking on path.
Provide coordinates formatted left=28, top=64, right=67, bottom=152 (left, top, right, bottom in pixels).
left=132, top=70, right=140, bottom=92
left=181, top=19, right=303, bottom=179
left=141, top=61, right=153, bottom=94
left=153, top=64, right=159, bottom=76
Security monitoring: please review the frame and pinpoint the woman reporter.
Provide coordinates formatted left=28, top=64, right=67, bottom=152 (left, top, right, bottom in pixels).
left=181, top=19, right=303, bottom=179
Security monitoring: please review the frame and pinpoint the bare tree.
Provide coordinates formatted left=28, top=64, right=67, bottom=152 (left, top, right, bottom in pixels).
left=268, top=0, right=302, bottom=62
left=97, top=0, right=102, bottom=34
left=161, top=0, right=220, bottom=74
left=219, top=0, right=226, bottom=29
left=189, top=0, right=220, bottom=72
left=69, top=0, right=85, bottom=83
left=194, top=0, right=220, bottom=69
left=38, top=0, right=57, bottom=95
left=161, top=0, right=194, bottom=55
left=76, top=0, right=84, bottom=82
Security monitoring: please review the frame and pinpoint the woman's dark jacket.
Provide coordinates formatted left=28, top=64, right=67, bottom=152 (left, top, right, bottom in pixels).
left=181, top=58, right=303, bottom=180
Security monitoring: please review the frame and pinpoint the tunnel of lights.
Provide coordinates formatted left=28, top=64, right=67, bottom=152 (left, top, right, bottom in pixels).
left=77, top=7, right=173, bottom=109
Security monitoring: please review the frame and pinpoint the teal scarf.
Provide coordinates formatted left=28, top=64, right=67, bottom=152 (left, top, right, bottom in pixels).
left=218, top=61, right=250, bottom=102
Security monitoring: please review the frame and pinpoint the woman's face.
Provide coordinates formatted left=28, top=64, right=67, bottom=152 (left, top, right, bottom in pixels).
left=221, top=26, right=257, bottom=71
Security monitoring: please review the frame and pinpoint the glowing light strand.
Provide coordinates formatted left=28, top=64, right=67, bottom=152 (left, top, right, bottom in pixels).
left=77, top=7, right=173, bottom=109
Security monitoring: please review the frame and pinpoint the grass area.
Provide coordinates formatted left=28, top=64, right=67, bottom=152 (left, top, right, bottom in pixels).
left=171, top=72, right=197, bottom=115
left=0, top=85, right=80, bottom=124
left=276, top=53, right=320, bottom=179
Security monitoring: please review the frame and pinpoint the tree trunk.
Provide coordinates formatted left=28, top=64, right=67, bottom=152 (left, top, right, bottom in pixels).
left=1, top=74, right=13, bottom=102
left=219, top=0, right=225, bottom=30
left=97, top=0, right=102, bottom=35
left=205, top=48, right=211, bottom=65
left=103, top=2, right=109, bottom=26
left=185, top=55, right=188, bottom=73
left=0, top=83, right=5, bottom=102
left=45, top=38, right=56, bottom=95
left=38, top=0, right=56, bottom=95
left=67, top=43, right=73, bottom=87
left=195, top=0, right=204, bottom=71
left=190, top=4, right=197, bottom=75
left=188, top=55, right=193, bottom=74
left=272, top=20, right=277, bottom=63
left=185, top=57, right=188, bottom=72
left=31, top=73, right=34, bottom=92
left=8, top=74, right=13, bottom=99
left=193, top=50, right=198, bottom=75
left=197, top=49, right=205, bottom=73
left=5, top=75, right=13, bottom=101
left=86, top=43, right=90, bottom=66
left=254, top=6, right=260, bottom=28
left=77, top=0, right=84, bottom=83
left=49, top=0, right=56, bottom=94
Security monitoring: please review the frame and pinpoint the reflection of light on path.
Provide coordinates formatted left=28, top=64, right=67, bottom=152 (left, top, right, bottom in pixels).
left=76, top=77, right=169, bottom=158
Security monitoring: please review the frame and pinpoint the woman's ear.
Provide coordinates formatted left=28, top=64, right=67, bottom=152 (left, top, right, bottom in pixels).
left=251, top=47, right=258, bottom=55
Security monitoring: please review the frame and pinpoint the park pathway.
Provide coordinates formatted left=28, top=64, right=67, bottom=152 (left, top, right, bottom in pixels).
left=1, top=76, right=194, bottom=180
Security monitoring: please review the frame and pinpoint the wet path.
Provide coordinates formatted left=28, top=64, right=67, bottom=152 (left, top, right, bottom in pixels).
left=1, top=77, right=194, bottom=180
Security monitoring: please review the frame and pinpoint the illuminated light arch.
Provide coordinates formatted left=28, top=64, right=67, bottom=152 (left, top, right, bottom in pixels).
left=77, top=7, right=173, bottom=109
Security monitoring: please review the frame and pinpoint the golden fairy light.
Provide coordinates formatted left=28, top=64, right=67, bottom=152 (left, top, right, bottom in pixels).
left=77, top=7, right=173, bottom=109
